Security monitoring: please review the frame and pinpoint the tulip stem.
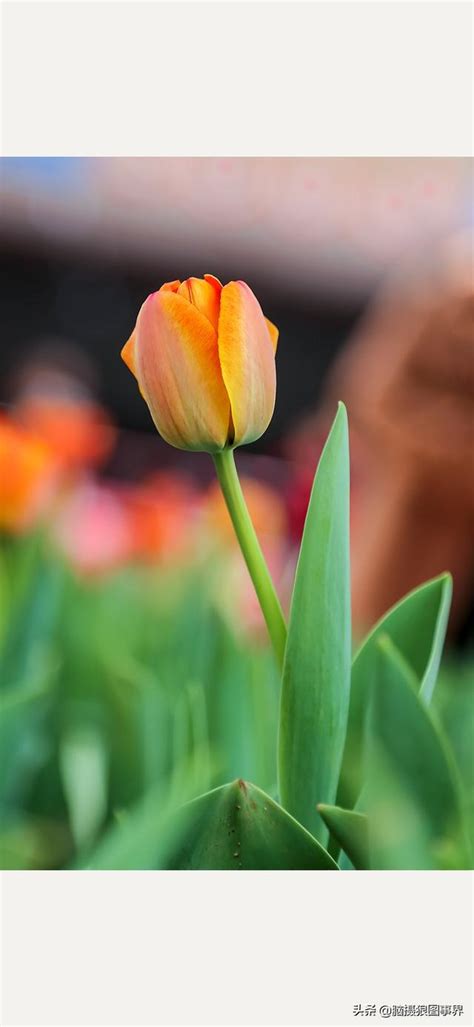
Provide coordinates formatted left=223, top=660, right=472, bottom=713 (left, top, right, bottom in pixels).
left=212, top=449, right=287, bottom=670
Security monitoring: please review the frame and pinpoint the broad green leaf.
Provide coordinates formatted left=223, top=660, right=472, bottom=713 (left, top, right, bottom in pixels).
left=278, top=403, right=351, bottom=842
left=338, top=573, right=453, bottom=810
left=364, top=636, right=470, bottom=869
left=317, top=804, right=369, bottom=870
left=168, top=779, right=338, bottom=869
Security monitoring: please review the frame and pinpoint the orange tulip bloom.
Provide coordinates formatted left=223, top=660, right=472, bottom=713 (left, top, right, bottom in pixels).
left=0, top=416, right=58, bottom=533
left=121, top=275, right=278, bottom=452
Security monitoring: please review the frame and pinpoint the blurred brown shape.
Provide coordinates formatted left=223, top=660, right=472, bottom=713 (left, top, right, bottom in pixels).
left=324, top=232, right=474, bottom=638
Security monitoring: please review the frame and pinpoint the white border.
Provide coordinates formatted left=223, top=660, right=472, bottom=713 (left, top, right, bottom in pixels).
left=1, top=871, right=473, bottom=1026
left=1, top=2, right=473, bottom=156
left=1, top=4, right=473, bottom=1027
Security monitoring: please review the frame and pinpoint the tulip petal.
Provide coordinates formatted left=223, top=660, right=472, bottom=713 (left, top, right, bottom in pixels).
left=135, top=291, right=231, bottom=451
left=160, top=280, right=181, bottom=293
left=265, top=317, right=279, bottom=353
left=217, top=282, right=277, bottom=446
left=204, top=274, right=223, bottom=290
left=121, top=329, right=137, bottom=375
left=177, top=277, right=221, bottom=332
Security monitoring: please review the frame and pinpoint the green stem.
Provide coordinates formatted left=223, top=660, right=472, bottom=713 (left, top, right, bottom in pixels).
left=213, top=449, right=287, bottom=670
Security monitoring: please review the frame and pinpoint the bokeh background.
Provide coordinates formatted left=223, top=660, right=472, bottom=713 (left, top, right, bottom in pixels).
left=2, top=156, right=473, bottom=639
left=1, top=158, right=473, bottom=868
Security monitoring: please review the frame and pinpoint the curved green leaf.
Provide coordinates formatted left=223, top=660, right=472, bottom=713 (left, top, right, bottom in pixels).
left=364, top=636, right=470, bottom=869
left=278, top=403, right=351, bottom=842
left=419, top=574, right=452, bottom=703
left=338, top=573, right=453, bottom=810
left=168, top=780, right=338, bottom=869
left=317, top=803, right=369, bottom=869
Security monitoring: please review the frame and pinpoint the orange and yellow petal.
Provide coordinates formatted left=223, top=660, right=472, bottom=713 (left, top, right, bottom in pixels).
left=134, top=290, right=231, bottom=451
left=159, top=280, right=181, bottom=293
left=217, top=281, right=276, bottom=447
left=265, top=317, right=279, bottom=353
left=177, top=277, right=221, bottom=332
left=204, top=274, right=223, bottom=291
left=121, top=328, right=137, bottom=376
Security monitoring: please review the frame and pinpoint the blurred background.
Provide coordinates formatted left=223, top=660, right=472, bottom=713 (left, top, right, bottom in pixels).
left=0, top=158, right=473, bottom=868
left=1, top=156, right=473, bottom=639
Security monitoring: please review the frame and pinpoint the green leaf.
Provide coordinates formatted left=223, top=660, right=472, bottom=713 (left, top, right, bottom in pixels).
left=364, top=636, right=470, bottom=869
left=278, top=403, right=351, bottom=842
left=0, top=670, right=57, bottom=810
left=338, top=573, right=453, bottom=810
left=81, top=757, right=213, bottom=870
left=419, top=574, right=452, bottom=703
left=433, top=661, right=474, bottom=811
left=167, top=779, right=338, bottom=869
left=59, top=725, right=108, bottom=850
left=80, top=787, right=180, bottom=870
left=317, top=804, right=369, bottom=870
left=0, top=555, right=63, bottom=689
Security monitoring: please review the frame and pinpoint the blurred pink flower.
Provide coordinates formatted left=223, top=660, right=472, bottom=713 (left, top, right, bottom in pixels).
left=52, top=480, right=133, bottom=575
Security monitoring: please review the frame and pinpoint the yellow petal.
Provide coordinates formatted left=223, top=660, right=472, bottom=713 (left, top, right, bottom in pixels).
left=134, top=290, right=231, bottom=451
left=177, top=277, right=221, bottom=332
left=217, top=281, right=277, bottom=447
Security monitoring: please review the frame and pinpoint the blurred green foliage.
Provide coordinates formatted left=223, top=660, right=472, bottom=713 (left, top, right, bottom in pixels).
left=1, top=407, right=472, bottom=870
left=0, top=535, right=280, bottom=868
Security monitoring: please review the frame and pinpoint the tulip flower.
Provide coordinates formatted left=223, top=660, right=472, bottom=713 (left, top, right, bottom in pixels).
left=121, top=275, right=278, bottom=453
left=121, top=275, right=287, bottom=668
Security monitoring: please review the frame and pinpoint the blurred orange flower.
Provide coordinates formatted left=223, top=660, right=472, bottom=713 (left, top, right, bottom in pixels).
left=16, top=398, right=116, bottom=471
left=126, top=472, right=201, bottom=563
left=0, top=415, right=58, bottom=533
